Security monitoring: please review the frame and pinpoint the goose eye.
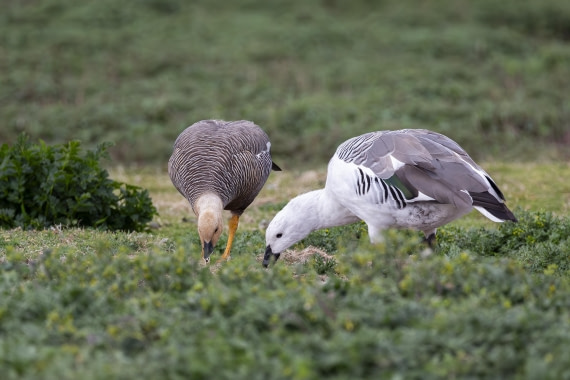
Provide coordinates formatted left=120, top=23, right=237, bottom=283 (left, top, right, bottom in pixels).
left=276, top=233, right=283, bottom=238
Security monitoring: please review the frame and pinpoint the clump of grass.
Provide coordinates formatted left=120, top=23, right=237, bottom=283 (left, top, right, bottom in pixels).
left=2, top=0, right=569, bottom=165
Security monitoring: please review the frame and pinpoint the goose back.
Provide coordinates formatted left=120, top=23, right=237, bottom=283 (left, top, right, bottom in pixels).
left=168, top=120, right=276, bottom=214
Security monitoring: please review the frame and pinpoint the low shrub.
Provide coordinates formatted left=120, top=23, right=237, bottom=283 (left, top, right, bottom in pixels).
left=0, top=134, right=157, bottom=231
left=438, top=209, right=570, bottom=275
left=1, top=214, right=569, bottom=379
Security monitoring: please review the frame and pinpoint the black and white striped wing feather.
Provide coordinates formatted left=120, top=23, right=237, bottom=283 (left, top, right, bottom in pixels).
left=330, top=130, right=517, bottom=222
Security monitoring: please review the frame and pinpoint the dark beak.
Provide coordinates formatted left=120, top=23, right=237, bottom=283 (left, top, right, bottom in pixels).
left=262, top=245, right=281, bottom=268
left=203, top=241, right=214, bottom=263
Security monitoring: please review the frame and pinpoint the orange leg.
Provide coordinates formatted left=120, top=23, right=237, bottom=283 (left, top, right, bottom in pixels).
left=219, top=214, right=239, bottom=262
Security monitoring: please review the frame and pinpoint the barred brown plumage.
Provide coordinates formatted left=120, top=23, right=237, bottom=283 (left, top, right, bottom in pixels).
left=168, top=120, right=281, bottom=263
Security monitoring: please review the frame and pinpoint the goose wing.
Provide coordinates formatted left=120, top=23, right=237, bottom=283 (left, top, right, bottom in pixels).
left=333, top=130, right=516, bottom=221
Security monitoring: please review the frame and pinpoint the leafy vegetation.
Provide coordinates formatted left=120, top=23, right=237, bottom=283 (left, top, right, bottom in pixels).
left=0, top=135, right=157, bottom=231
left=1, top=165, right=569, bottom=379
left=0, top=210, right=569, bottom=379
left=1, top=0, right=569, bottom=166
left=439, top=209, right=570, bottom=275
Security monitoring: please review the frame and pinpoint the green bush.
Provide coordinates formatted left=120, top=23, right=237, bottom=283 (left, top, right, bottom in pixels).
left=1, top=213, right=569, bottom=379
left=438, top=210, right=570, bottom=275
left=0, top=134, right=157, bottom=231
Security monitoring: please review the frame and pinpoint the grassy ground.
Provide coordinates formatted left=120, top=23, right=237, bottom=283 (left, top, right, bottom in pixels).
left=112, top=162, right=570, bottom=234
left=2, top=0, right=570, bottom=166
left=1, top=164, right=569, bottom=379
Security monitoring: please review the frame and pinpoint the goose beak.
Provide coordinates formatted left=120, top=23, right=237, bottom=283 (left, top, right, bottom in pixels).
left=203, top=241, right=214, bottom=263
left=262, top=245, right=281, bottom=268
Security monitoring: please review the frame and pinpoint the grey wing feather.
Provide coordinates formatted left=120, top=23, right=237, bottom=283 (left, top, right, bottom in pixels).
left=344, top=129, right=511, bottom=213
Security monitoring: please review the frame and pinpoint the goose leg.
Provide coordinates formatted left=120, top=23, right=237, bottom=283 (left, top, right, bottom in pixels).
left=423, top=231, right=437, bottom=248
left=219, top=214, right=239, bottom=262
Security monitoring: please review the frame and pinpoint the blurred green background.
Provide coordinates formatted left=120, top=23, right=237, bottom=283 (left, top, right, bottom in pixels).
left=2, top=0, right=569, bottom=167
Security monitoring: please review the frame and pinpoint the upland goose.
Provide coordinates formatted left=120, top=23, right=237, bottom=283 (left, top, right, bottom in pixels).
left=263, top=129, right=516, bottom=267
left=169, top=120, right=281, bottom=263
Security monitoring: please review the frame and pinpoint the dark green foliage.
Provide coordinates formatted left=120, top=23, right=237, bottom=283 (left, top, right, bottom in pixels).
left=1, top=212, right=569, bottom=379
left=301, top=222, right=366, bottom=253
left=312, top=254, right=337, bottom=275
left=477, top=0, right=570, bottom=40
left=0, top=134, right=157, bottom=231
left=438, top=209, right=570, bottom=275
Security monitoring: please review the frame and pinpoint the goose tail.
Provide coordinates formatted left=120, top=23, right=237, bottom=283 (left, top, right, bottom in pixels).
left=470, top=191, right=517, bottom=223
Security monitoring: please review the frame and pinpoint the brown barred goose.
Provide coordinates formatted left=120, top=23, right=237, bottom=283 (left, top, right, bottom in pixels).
left=263, top=129, right=516, bottom=267
left=169, top=120, right=281, bottom=263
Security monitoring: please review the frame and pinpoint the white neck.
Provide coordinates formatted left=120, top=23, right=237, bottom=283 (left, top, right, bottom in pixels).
left=301, top=189, right=360, bottom=231
left=266, top=189, right=361, bottom=254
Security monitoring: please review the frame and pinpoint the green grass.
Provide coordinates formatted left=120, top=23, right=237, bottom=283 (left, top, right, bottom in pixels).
left=1, top=0, right=570, bottom=166
left=1, top=164, right=569, bottom=379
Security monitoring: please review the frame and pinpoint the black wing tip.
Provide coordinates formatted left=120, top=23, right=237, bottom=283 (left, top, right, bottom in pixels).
left=485, top=204, right=518, bottom=223
left=493, top=206, right=518, bottom=223
left=470, top=191, right=518, bottom=222
left=505, top=209, right=518, bottom=223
